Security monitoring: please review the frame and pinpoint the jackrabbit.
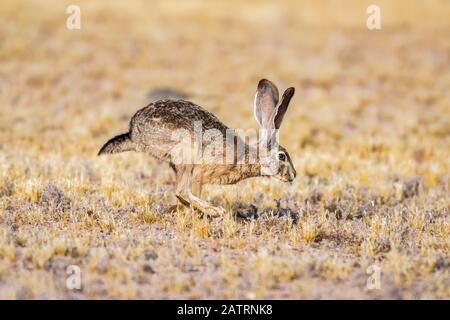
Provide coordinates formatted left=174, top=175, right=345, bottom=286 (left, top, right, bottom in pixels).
left=98, top=79, right=296, bottom=217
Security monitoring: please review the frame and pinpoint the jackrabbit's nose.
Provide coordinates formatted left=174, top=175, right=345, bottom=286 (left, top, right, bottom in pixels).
left=291, top=169, right=297, bottom=180
left=288, top=171, right=296, bottom=182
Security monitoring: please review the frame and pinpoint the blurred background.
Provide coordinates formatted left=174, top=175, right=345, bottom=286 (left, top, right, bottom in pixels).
left=0, top=0, right=449, bottom=299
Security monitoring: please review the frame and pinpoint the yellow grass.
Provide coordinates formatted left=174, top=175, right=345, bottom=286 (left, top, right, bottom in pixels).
left=0, top=0, right=449, bottom=299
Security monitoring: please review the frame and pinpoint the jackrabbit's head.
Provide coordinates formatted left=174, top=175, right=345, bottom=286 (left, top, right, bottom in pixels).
left=254, top=79, right=296, bottom=183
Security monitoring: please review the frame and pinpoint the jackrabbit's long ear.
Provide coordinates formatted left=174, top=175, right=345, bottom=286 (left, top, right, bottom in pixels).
left=274, top=87, right=295, bottom=129
left=254, top=79, right=279, bottom=129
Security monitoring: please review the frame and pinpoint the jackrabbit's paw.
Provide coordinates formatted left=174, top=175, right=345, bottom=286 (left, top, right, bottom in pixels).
left=205, top=206, right=226, bottom=218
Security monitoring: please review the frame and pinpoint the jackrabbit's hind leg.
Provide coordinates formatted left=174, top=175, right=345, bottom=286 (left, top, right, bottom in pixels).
left=190, top=172, right=225, bottom=217
left=175, top=165, right=225, bottom=218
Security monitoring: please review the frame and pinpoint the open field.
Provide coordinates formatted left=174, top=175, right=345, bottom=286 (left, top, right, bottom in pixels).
left=0, top=0, right=449, bottom=299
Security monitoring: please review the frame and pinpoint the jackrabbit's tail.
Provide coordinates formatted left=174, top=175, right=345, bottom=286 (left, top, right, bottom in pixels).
left=98, top=132, right=135, bottom=155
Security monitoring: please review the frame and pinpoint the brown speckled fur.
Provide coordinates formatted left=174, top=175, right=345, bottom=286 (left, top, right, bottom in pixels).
left=99, top=80, right=296, bottom=217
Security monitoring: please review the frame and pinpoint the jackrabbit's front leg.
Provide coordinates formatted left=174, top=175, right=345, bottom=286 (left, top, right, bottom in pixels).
left=175, top=165, right=225, bottom=217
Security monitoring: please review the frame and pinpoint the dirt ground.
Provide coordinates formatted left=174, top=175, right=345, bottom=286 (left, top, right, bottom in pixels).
left=0, top=0, right=449, bottom=299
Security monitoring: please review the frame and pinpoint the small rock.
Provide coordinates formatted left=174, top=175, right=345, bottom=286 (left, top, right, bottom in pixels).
left=271, top=207, right=300, bottom=224
left=234, top=204, right=259, bottom=221
left=270, top=199, right=300, bottom=224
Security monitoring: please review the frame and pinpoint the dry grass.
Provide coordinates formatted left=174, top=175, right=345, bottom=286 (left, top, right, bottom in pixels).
left=0, top=0, right=449, bottom=299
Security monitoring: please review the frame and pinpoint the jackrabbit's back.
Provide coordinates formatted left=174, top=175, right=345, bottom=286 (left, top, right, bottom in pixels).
left=129, top=99, right=230, bottom=161
left=132, top=100, right=227, bottom=132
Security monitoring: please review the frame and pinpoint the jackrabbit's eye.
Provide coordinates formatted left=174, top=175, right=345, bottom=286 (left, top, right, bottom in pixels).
left=278, top=153, right=286, bottom=161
